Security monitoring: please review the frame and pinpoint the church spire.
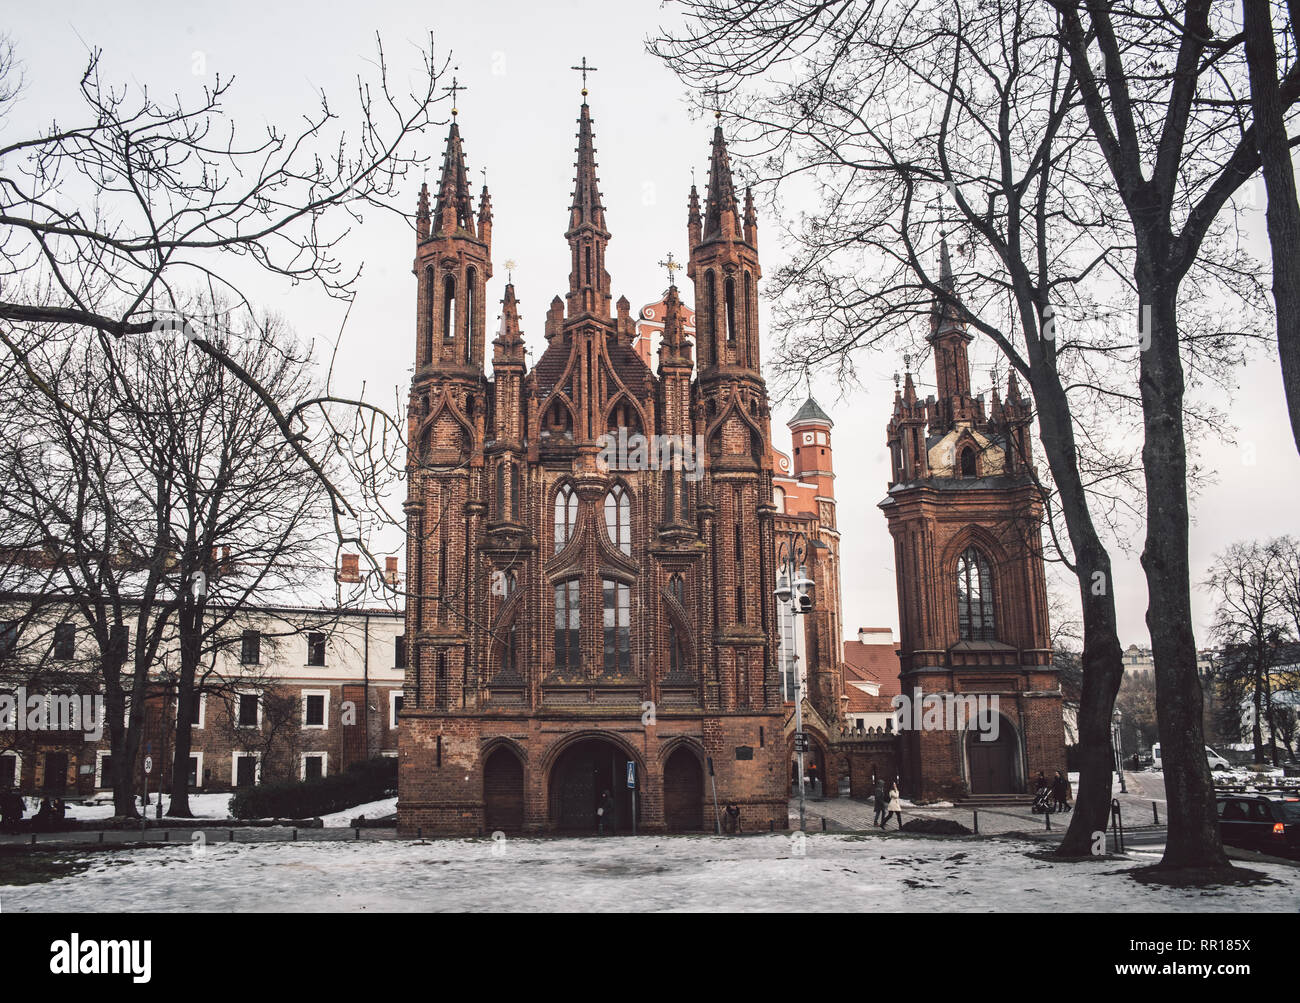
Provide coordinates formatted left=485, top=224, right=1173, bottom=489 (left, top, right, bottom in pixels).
left=702, top=117, right=742, bottom=242
left=433, top=120, right=475, bottom=236
left=565, top=94, right=612, bottom=317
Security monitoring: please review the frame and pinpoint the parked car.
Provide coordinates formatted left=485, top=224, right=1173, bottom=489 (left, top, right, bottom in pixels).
left=1152, top=743, right=1232, bottom=771
left=1215, top=794, right=1300, bottom=856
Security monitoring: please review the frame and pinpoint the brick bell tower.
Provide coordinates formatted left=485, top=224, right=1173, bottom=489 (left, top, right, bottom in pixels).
left=881, top=238, right=1064, bottom=802
left=401, top=102, right=494, bottom=826
left=687, top=113, right=785, bottom=761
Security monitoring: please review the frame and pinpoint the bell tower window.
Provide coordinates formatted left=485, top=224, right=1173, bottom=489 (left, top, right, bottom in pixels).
left=442, top=275, right=457, bottom=343
left=956, top=547, right=996, bottom=641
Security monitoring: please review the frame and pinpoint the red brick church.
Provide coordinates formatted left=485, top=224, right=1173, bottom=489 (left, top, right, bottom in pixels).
left=396, top=90, right=789, bottom=835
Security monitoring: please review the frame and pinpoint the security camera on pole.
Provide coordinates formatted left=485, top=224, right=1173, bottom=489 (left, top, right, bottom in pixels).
left=775, top=530, right=815, bottom=833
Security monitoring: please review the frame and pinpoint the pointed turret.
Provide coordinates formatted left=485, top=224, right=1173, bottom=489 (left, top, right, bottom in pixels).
left=478, top=184, right=493, bottom=254
left=657, top=283, right=692, bottom=371
left=416, top=181, right=431, bottom=242
left=565, top=98, right=612, bottom=317
left=687, top=184, right=702, bottom=248
left=702, top=119, right=742, bottom=243
left=743, top=187, right=758, bottom=248
left=928, top=236, right=976, bottom=431
left=493, top=282, right=525, bottom=364
left=433, top=121, right=475, bottom=236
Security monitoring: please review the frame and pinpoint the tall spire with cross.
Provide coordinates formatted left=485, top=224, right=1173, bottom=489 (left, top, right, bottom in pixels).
left=702, top=111, right=742, bottom=244
left=565, top=59, right=611, bottom=317
left=433, top=70, right=474, bottom=236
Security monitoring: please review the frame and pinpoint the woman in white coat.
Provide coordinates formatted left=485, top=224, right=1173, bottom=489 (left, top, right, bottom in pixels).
left=882, top=782, right=903, bottom=829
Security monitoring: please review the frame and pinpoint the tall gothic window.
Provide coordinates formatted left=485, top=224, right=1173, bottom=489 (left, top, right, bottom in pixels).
left=554, top=579, right=581, bottom=673
left=442, top=275, right=456, bottom=343
left=424, top=266, right=435, bottom=361
left=668, top=574, right=684, bottom=604
left=957, top=547, right=996, bottom=641
left=725, top=275, right=737, bottom=342
left=960, top=447, right=976, bottom=478
left=604, top=485, right=631, bottom=555
left=602, top=578, right=630, bottom=674
left=554, top=483, right=578, bottom=554
left=510, top=462, right=520, bottom=519
left=495, top=464, right=506, bottom=519
left=465, top=268, right=476, bottom=363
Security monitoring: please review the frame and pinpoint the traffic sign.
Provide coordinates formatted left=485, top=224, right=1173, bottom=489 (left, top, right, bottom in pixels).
left=626, top=761, right=636, bottom=789
left=143, top=756, right=153, bottom=775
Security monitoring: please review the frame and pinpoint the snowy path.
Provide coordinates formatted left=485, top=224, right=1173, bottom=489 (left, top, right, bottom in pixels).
left=2, top=833, right=1296, bottom=912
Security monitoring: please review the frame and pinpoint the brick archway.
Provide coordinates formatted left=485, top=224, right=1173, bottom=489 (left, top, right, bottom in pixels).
left=662, top=746, right=704, bottom=831
left=483, top=745, right=525, bottom=833
left=547, top=735, right=643, bottom=832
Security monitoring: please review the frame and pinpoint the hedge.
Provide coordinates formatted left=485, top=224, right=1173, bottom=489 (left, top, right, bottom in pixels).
left=228, top=756, right=397, bottom=820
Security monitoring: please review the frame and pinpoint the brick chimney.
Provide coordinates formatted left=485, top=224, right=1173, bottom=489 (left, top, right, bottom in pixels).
left=385, top=556, right=399, bottom=587
left=339, top=553, right=361, bottom=584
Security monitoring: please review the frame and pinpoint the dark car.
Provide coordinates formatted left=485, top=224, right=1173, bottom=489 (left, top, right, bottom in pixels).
left=1215, top=794, right=1300, bottom=856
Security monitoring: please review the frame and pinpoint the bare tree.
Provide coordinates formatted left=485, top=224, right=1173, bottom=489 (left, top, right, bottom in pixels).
left=651, top=0, right=1143, bottom=857
left=1050, top=0, right=1297, bottom=871
left=0, top=33, right=440, bottom=553
left=1242, top=1, right=1300, bottom=453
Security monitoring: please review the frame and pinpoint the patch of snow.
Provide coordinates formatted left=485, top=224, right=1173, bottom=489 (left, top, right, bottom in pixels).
left=1, top=833, right=1295, bottom=913
left=320, top=797, right=398, bottom=827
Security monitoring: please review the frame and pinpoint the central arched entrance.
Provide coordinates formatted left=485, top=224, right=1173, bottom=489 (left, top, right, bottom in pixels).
left=550, top=738, right=640, bottom=833
left=966, top=714, right=1020, bottom=794
left=662, top=747, right=704, bottom=831
left=483, top=747, right=524, bottom=832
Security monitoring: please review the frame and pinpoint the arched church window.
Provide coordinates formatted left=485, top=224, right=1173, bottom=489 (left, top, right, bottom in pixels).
left=773, top=486, right=786, bottom=514
left=442, top=275, right=456, bottom=343
left=604, top=485, right=632, bottom=556
left=960, top=447, right=976, bottom=478
left=725, top=276, right=737, bottom=343
left=957, top=547, right=996, bottom=641
left=424, top=265, right=435, bottom=361
left=542, top=399, right=573, bottom=441
left=495, top=463, right=505, bottom=518
left=668, top=573, right=684, bottom=604
left=554, top=483, right=578, bottom=554
left=510, top=462, right=520, bottom=518
left=465, top=268, right=476, bottom=363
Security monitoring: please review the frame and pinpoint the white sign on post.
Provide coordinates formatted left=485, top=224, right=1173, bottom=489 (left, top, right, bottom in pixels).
left=143, top=756, right=153, bottom=775
left=626, top=761, right=635, bottom=789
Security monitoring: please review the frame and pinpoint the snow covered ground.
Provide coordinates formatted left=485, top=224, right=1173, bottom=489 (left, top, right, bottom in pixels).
left=318, top=797, right=397, bottom=827
left=2, top=833, right=1296, bottom=912
left=43, top=793, right=394, bottom=826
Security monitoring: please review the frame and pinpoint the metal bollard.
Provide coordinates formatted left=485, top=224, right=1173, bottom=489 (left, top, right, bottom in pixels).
left=228, top=829, right=234, bottom=842
left=292, top=828, right=298, bottom=841
left=164, top=830, right=170, bottom=842
left=30, top=833, right=35, bottom=845
left=354, top=827, right=360, bottom=841
left=1153, top=801, right=1159, bottom=825
left=973, top=810, right=978, bottom=834
left=417, top=826, right=422, bottom=839
left=821, top=817, right=827, bottom=832
left=1045, top=808, right=1051, bottom=831
left=98, top=831, right=104, bottom=844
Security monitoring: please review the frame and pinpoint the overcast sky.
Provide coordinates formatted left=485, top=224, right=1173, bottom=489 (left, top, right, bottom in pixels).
left=5, top=1, right=1298, bottom=651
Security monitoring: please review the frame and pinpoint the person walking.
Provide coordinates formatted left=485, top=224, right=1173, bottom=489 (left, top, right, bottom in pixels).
left=1050, top=771, right=1068, bottom=813
left=883, top=781, right=903, bottom=830
left=873, top=782, right=887, bottom=828
left=596, top=790, right=613, bottom=835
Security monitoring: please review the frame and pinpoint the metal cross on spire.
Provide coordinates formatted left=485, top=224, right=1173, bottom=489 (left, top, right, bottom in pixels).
left=443, top=68, right=466, bottom=116
left=571, top=57, right=599, bottom=96
left=658, top=251, right=681, bottom=288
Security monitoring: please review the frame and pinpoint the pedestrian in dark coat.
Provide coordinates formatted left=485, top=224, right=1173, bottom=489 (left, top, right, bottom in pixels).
left=873, top=782, right=887, bottom=828
left=596, top=790, right=613, bottom=835
left=1051, top=771, right=1068, bottom=812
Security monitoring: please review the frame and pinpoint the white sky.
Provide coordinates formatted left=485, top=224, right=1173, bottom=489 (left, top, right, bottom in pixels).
left=5, top=0, right=1298, bottom=651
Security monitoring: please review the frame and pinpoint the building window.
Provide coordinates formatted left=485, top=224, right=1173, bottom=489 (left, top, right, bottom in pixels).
left=668, top=574, right=684, bottom=604
left=395, top=634, right=407, bottom=669
left=0, top=752, right=18, bottom=788
left=602, top=579, right=631, bottom=675
left=604, top=485, right=632, bottom=556
left=960, top=447, right=976, bottom=478
left=301, top=754, right=327, bottom=782
left=94, top=751, right=112, bottom=788
left=233, top=752, right=260, bottom=788
left=496, top=463, right=506, bottom=518
left=237, top=693, right=261, bottom=729
left=510, top=462, right=520, bottom=517
left=389, top=690, right=404, bottom=729
left=302, top=691, right=328, bottom=729
left=307, top=632, right=327, bottom=667
left=187, top=754, right=203, bottom=789
left=52, top=621, right=75, bottom=660
left=442, top=274, right=456, bottom=342
left=109, top=625, right=131, bottom=661
left=465, top=268, right=476, bottom=364
left=554, top=483, right=578, bottom=554
left=725, top=275, right=737, bottom=342
left=957, top=547, right=996, bottom=641
left=177, top=692, right=206, bottom=729
left=240, top=629, right=261, bottom=665
left=0, top=620, right=18, bottom=660
left=554, top=579, right=581, bottom=673
left=668, top=621, right=686, bottom=676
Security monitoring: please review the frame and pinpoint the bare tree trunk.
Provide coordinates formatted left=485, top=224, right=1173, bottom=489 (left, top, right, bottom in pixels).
left=1244, top=0, right=1300, bottom=455
left=167, top=605, right=200, bottom=817
left=1028, top=356, right=1125, bottom=856
left=1140, top=284, right=1228, bottom=870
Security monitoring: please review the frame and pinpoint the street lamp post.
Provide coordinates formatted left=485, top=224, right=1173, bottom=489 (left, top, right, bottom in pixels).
left=1112, top=708, right=1127, bottom=794
left=775, top=531, right=814, bottom=833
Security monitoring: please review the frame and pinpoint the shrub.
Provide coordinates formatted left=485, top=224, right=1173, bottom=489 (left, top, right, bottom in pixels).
left=228, top=756, right=397, bottom=819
